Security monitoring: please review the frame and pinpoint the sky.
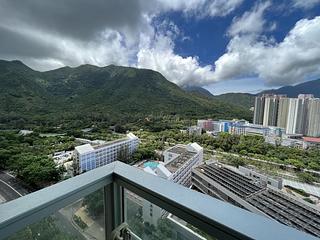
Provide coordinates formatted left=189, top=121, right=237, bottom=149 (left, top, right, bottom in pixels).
left=0, top=0, right=320, bottom=94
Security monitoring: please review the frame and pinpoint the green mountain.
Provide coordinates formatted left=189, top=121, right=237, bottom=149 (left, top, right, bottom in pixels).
left=0, top=60, right=252, bottom=129
left=211, top=79, right=320, bottom=110
left=261, top=79, right=320, bottom=97
left=182, top=86, right=213, bottom=98
left=182, top=85, right=255, bottom=110
left=214, top=93, right=255, bottom=109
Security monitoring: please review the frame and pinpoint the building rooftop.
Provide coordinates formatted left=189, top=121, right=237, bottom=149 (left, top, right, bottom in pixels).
left=93, top=137, right=129, bottom=149
left=75, top=143, right=95, bottom=155
left=198, top=164, right=264, bottom=198
left=75, top=133, right=138, bottom=154
left=303, top=137, right=320, bottom=143
left=247, top=189, right=320, bottom=237
left=165, top=145, right=198, bottom=173
left=193, top=163, right=320, bottom=237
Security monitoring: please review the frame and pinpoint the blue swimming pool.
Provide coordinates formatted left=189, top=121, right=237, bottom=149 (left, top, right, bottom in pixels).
left=143, top=161, right=159, bottom=169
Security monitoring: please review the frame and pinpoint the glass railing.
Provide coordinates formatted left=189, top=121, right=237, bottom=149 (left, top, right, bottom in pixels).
left=0, top=161, right=316, bottom=240
left=6, top=188, right=105, bottom=240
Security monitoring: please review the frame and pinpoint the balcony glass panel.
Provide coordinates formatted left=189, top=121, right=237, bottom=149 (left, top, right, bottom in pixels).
left=5, top=188, right=105, bottom=240
left=124, top=189, right=216, bottom=240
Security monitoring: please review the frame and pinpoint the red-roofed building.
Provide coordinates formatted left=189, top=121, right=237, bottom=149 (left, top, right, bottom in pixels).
left=303, top=137, right=320, bottom=149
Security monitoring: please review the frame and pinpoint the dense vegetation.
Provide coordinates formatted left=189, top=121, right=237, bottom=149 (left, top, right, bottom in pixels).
left=0, top=60, right=252, bottom=130
left=182, top=85, right=214, bottom=97
left=213, top=93, right=255, bottom=109
left=183, top=86, right=255, bottom=109
left=135, top=130, right=320, bottom=172
left=0, top=131, right=76, bottom=188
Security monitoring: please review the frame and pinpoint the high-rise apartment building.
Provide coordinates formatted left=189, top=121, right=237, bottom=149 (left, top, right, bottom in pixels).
left=262, top=95, right=286, bottom=127
left=286, top=95, right=313, bottom=135
left=277, top=97, right=290, bottom=129
left=306, top=98, right=320, bottom=137
left=263, top=97, right=277, bottom=126
left=286, top=98, right=300, bottom=134
left=74, top=133, right=139, bottom=173
left=254, top=94, right=320, bottom=137
left=253, top=95, right=266, bottom=125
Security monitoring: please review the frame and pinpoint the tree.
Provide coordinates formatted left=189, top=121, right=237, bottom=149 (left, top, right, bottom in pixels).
left=297, top=172, right=316, bottom=184
left=9, top=155, right=62, bottom=188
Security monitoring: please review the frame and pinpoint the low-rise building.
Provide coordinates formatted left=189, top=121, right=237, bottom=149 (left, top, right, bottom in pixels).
left=163, top=143, right=203, bottom=186
left=212, top=120, right=232, bottom=133
left=192, top=163, right=320, bottom=238
left=238, top=165, right=282, bottom=189
left=138, top=143, right=203, bottom=225
left=52, top=151, right=74, bottom=166
left=197, top=119, right=213, bottom=131
left=74, top=133, right=139, bottom=173
left=303, top=137, right=320, bottom=149
left=234, top=123, right=265, bottom=136
left=187, top=126, right=202, bottom=136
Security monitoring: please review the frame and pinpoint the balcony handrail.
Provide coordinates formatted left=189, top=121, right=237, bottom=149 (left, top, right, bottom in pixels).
left=0, top=162, right=115, bottom=239
left=0, top=161, right=316, bottom=240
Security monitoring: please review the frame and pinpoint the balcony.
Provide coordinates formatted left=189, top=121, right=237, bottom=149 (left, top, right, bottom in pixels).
left=0, top=161, right=316, bottom=240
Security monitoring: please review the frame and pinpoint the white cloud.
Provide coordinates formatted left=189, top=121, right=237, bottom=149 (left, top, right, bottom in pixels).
left=213, top=16, right=320, bottom=86
left=203, top=0, right=245, bottom=17
left=137, top=33, right=215, bottom=86
left=0, top=22, right=134, bottom=71
left=292, top=0, right=320, bottom=9
left=228, top=1, right=271, bottom=36
left=0, top=0, right=243, bottom=81
left=151, top=0, right=244, bottom=17
left=1, top=0, right=319, bottom=89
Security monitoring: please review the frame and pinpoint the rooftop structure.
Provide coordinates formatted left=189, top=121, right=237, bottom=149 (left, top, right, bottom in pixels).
left=192, top=163, right=320, bottom=237
left=0, top=161, right=314, bottom=240
left=141, top=143, right=203, bottom=187
left=163, top=143, right=203, bottom=185
left=238, top=165, right=283, bottom=189
left=75, top=143, right=95, bottom=155
left=303, top=137, right=320, bottom=143
left=247, top=188, right=320, bottom=236
left=165, top=145, right=198, bottom=173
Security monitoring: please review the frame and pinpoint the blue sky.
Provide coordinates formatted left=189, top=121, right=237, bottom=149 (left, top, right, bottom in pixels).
left=157, top=1, right=320, bottom=94
left=0, top=0, right=320, bottom=94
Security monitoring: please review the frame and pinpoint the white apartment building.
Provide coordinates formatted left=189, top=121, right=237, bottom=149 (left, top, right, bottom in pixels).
left=74, top=133, right=139, bottom=173
left=286, top=95, right=312, bottom=135
left=163, top=143, right=203, bottom=186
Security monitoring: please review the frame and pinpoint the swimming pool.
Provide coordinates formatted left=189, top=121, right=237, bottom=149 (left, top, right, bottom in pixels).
left=143, top=161, right=159, bottom=169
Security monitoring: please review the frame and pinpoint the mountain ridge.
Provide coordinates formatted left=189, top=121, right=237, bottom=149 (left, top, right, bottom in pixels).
left=183, top=79, right=320, bottom=109
left=0, top=60, right=252, bottom=129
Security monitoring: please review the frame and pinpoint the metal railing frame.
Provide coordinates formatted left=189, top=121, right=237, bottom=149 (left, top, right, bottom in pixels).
left=0, top=161, right=316, bottom=240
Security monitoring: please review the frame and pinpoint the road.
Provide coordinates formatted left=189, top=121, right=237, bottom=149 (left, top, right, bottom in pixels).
left=0, top=171, right=29, bottom=203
